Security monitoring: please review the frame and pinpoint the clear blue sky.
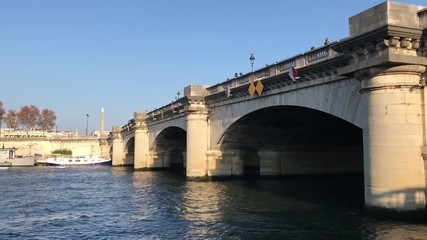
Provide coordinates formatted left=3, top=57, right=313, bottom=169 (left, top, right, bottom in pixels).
left=1, top=0, right=426, bottom=133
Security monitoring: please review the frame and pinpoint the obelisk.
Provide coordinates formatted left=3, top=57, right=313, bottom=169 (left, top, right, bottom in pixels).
left=100, top=107, right=105, bottom=137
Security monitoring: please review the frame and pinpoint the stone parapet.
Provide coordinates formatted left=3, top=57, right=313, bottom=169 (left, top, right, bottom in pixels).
left=184, top=85, right=209, bottom=97
left=349, top=1, right=425, bottom=37
left=133, top=111, right=147, bottom=128
left=334, top=28, right=426, bottom=77
left=334, top=2, right=427, bottom=79
left=205, top=44, right=342, bottom=105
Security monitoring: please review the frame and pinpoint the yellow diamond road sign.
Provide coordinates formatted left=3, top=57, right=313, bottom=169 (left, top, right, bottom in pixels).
left=255, top=80, right=264, bottom=96
left=248, top=82, right=256, bottom=96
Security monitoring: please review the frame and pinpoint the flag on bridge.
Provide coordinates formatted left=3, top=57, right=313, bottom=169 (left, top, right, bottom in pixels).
left=289, top=65, right=298, bottom=82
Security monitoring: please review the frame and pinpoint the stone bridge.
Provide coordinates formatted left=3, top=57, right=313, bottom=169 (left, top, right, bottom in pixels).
left=108, top=2, right=427, bottom=211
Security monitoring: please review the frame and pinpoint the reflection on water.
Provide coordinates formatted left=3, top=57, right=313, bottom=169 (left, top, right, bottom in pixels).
left=0, top=167, right=426, bottom=239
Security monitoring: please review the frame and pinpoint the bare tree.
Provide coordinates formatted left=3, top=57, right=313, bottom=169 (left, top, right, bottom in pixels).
left=17, top=105, right=40, bottom=135
left=5, top=109, right=18, bottom=135
left=38, top=109, right=57, bottom=133
left=5, top=109, right=18, bottom=129
left=0, top=101, right=5, bottom=137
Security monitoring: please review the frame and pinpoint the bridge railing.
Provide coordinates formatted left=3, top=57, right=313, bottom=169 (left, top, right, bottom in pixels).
left=146, top=101, right=185, bottom=122
left=207, top=41, right=340, bottom=95
left=124, top=41, right=340, bottom=126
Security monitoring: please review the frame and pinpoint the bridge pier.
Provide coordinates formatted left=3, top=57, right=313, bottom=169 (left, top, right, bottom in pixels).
left=154, top=151, right=171, bottom=168
left=134, top=112, right=150, bottom=170
left=207, top=150, right=243, bottom=177
left=146, top=151, right=157, bottom=168
left=111, top=126, right=124, bottom=166
left=258, top=150, right=281, bottom=176
left=99, top=135, right=110, bottom=160
left=225, top=150, right=244, bottom=176
left=185, top=100, right=209, bottom=178
left=359, top=66, right=426, bottom=211
left=334, top=2, right=427, bottom=211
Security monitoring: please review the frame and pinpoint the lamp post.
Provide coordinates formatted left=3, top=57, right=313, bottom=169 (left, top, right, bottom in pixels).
left=86, top=114, right=89, bottom=136
left=249, top=53, right=255, bottom=72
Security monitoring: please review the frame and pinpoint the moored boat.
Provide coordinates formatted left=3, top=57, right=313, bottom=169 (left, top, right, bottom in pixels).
left=0, top=147, right=35, bottom=167
left=0, top=161, right=11, bottom=169
left=45, top=155, right=112, bottom=166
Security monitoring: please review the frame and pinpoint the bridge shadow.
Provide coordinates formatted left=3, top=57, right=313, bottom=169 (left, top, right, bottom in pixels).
left=237, top=174, right=427, bottom=222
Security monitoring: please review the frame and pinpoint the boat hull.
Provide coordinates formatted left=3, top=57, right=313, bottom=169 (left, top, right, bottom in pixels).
left=1, top=157, right=35, bottom=167
left=46, top=160, right=112, bottom=166
left=45, top=156, right=112, bottom=166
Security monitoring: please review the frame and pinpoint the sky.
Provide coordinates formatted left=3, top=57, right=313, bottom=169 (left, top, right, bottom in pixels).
left=1, top=0, right=426, bottom=134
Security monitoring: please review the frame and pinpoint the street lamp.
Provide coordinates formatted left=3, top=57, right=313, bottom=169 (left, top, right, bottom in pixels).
left=249, top=53, right=255, bottom=72
left=86, top=114, right=89, bottom=136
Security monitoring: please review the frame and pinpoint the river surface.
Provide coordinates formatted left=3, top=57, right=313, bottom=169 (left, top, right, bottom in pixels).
left=0, top=167, right=426, bottom=239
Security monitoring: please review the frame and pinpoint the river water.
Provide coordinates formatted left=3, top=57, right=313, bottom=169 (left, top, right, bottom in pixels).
left=0, top=167, right=426, bottom=239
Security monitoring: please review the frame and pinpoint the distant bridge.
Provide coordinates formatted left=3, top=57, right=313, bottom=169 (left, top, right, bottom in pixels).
left=107, top=2, right=427, bottom=212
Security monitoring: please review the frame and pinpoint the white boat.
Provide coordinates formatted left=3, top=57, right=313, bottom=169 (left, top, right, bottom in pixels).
left=0, top=161, right=11, bottom=169
left=0, top=147, right=35, bottom=167
left=45, top=155, right=112, bottom=166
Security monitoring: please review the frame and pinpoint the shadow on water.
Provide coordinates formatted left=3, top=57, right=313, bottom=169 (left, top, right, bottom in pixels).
left=244, top=174, right=364, bottom=209
left=131, top=164, right=427, bottom=222
left=230, top=174, right=427, bottom=222
left=1, top=167, right=426, bottom=239
left=73, top=167, right=426, bottom=240
left=209, top=173, right=364, bottom=208
left=196, top=174, right=427, bottom=239
left=175, top=173, right=370, bottom=239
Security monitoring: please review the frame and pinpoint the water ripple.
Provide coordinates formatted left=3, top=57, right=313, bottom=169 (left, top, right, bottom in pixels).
left=0, top=167, right=426, bottom=239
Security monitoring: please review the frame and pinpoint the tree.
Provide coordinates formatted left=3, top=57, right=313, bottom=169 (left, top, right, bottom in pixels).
left=5, top=109, right=18, bottom=130
left=17, top=105, right=40, bottom=132
left=52, top=149, right=72, bottom=155
left=0, top=101, right=5, bottom=137
left=38, top=108, right=56, bottom=131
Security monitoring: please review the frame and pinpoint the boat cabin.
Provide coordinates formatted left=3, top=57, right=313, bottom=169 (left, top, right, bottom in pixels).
left=0, top=147, right=16, bottom=159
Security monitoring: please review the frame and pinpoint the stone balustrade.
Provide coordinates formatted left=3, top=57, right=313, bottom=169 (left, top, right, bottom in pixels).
left=206, top=43, right=339, bottom=96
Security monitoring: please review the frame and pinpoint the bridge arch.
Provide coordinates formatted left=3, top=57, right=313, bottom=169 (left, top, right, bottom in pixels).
left=124, top=137, right=135, bottom=166
left=218, top=106, right=362, bottom=148
left=215, top=105, right=363, bottom=177
left=209, top=77, right=364, bottom=150
left=152, top=126, right=187, bottom=169
left=109, top=146, right=113, bottom=161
